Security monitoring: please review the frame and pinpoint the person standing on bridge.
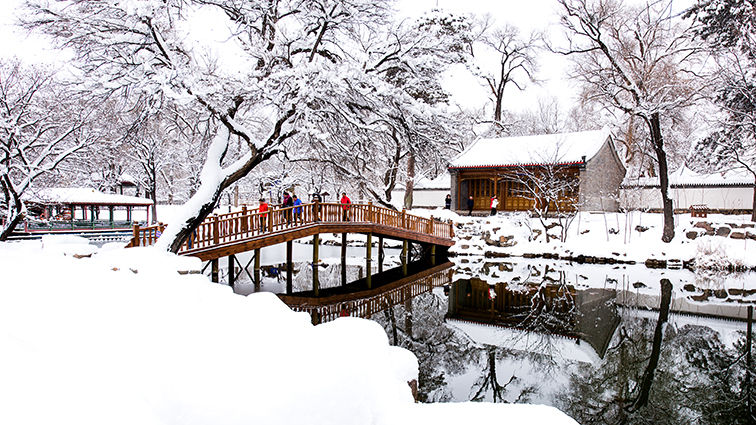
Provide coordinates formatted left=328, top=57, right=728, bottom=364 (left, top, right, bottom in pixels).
left=259, top=198, right=269, bottom=232
left=281, top=192, right=294, bottom=225
left=340, top=192, right=351, bottom=221
left=292, top=195, right=303, bottom=225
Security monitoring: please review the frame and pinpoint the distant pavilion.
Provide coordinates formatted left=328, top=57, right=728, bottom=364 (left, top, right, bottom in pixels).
left=22, top=187, right=153, bottom=231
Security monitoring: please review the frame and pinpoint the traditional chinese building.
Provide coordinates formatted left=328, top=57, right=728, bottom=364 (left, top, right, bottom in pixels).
left=448, top=129, right=626, bottom=212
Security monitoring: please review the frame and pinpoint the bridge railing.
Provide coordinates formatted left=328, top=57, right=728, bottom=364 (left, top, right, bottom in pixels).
left=128, top=202, right=454, bottom=250
left=287, top=265, right=453, bottom=323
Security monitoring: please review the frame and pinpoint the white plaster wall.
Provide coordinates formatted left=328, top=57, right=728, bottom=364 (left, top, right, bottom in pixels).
left=390, top=189, right=449, bottom=209
left=620, top=187, right=754, bottom=210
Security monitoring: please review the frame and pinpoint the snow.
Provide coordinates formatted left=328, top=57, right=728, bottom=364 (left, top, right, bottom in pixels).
left=23, top=187, right=153, bottom=206
left=449, top=128, right=611, bottom=169
left=0, top=237, right=579, bottom=425
left=414, top=208, right=756, bottom=269
left=624, top=165, right=755, bottom=187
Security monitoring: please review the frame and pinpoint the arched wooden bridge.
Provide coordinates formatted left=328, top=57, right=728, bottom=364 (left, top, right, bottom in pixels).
left=128, top=202, right=455, bottom=290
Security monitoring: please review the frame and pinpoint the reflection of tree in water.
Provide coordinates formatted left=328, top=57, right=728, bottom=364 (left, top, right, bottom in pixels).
left=376, top=291, right=479, bottom=402
left=469, top=346, right=537, bottom=403
left=558, top=280, right=756, bottom=424
left=374, top=272, right=564, bottom=403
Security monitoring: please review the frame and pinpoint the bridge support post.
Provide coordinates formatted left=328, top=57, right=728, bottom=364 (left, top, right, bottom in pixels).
left=211, top=259, right=219, bottom=283
left=431, top=245, right=436, bottom=266
left=286, top=241, right=293, bottom=294
left=378, top=236, right=384, bottom=274
left=313, top=234, right=320, bottom=296
left=341, top=233, right=347, bottom=286
left=401, top=240, right=408, bottom=276
left=254, top=248, right=261, bottom=287
left=366, top=232, right=372, bottom=289
left=228, top=255, right=235, bottom=287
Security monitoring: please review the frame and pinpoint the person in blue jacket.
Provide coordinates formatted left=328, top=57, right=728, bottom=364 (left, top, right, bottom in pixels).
left=292, top=195, right=303, bottom=225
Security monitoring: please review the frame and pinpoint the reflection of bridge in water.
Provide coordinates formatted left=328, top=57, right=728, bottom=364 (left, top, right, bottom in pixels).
left=280, top=261, right=454, bottom=325
left=127, top=202, right=454, bottom=292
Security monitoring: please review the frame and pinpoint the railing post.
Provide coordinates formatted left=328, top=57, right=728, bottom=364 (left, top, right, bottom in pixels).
left=368, top=201, right=373, bottom=223
left=132, top=224, right=140, bottom=247
left=212, top=214, right=220, bottom=244
left=449, top=220, right=455, bottom=238
left=314, top=200, right=320, bottom=222
left=428, top=215, right=434, bottom=234
left=401, top=208, right=406, bottom=229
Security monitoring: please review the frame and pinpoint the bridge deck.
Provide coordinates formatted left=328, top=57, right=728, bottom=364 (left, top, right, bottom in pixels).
left=129, top=202, right=454, bottom=261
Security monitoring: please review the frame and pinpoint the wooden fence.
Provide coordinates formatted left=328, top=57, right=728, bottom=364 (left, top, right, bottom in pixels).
left=128, top=202, right=454, bottom=251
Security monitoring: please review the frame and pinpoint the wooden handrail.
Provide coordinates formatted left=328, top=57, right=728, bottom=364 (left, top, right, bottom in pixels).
left=127, top=202, right=454, bottom=250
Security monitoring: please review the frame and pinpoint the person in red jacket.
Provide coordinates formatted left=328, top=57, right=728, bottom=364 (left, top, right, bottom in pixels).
left=340, top=192, right=351, bottom=221
left=258, top=198, right=269, bottom=232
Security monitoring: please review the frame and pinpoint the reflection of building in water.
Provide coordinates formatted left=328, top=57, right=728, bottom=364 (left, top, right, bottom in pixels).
left=446, top=279, right=619, bottom=358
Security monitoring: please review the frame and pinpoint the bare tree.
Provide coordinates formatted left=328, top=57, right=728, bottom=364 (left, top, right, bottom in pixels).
left=471, top=22, right=541, bottom=131
left=0, top=61, right=91, bottom=240
left=555, top=0, right=703, bottom=242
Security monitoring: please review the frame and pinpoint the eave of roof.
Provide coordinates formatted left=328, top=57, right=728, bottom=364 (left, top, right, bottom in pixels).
left=449, top=160, right=585, bottom=170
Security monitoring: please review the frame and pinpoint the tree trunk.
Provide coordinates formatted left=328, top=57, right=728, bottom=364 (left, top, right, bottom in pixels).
left=403, top=150, right=415, bottom=210
left=751, top=176, right=756, bottom=222
left=150, top=178, right=158, bottom=224
left=649, top=112, right=674, bottom=242
left=632, top=278, right=672, bottom=410
left=0, top=177, right=24, bottom=241
left=0, top=207, right=24, bottom=241
left=155, top=107, right=295, bottom=253
left=494, top=95, right=503, bottom=127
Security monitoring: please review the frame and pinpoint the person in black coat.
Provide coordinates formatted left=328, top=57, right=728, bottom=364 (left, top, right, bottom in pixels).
left=444, top=194, right=452, bottom=209
left=467, top=195, right=474, bottom=216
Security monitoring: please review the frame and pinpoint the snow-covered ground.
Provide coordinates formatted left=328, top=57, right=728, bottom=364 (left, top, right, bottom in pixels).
left=0, top=237, right=578, bottom=425
left=413, top=209, right=756, bottom=270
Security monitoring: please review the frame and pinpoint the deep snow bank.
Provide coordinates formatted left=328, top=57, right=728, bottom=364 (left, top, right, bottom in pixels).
left=414, top=209, right=756, bottom=270
left=0, top=237, right=577, bottom=425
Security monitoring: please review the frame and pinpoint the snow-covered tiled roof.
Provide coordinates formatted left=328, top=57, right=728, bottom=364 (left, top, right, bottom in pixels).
left=23, top=188, right=154, bottom=206
left=623, top=166, right=754, bottom=187
left=449, top=128, right=612, bottom=169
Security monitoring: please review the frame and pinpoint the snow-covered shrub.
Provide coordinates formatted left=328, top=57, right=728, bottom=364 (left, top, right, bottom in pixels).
left=695, top=238, right=743, bottom=271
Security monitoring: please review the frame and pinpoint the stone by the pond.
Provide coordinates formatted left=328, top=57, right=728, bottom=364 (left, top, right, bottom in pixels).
left=635, top=225, right=649, bottom=232
left=633, top=282, right=647, bottom=289
left=694, top=221, right=713, bottom=231
left=683, top=284, right=696, bottom=292
left=731, top=232, right=746, bottom=240
left=686, top=231, right=698, bottom=240
left=716, top=227, right=731, bottom=237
